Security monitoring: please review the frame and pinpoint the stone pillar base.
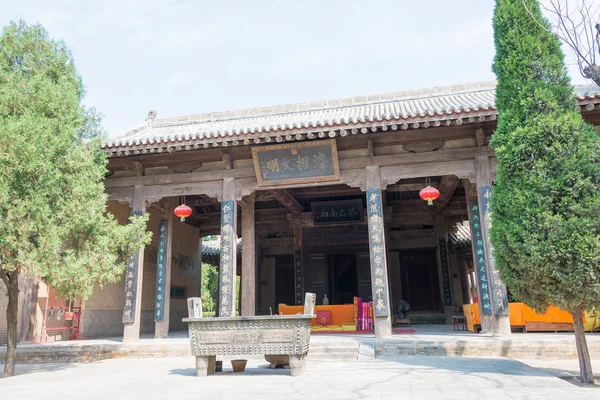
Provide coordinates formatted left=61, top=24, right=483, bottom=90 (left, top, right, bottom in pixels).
left=494, top=315, right=511, bottom=336
left=374, top=316, right=392, bottom=338
left=444, top=306, right=454, bottom=324
left=122, top=324, right=139, bottom=342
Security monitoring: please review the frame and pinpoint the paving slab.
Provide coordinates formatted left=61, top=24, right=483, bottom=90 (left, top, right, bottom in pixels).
left=1, top=356, right=599, bottom=400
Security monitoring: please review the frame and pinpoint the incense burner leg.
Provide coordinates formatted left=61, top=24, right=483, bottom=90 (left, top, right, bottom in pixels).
left=195, top=356, right=210, bottom=377
left=289, top=354, right=306, bottom=377
left=207, top=356, right=216, bottom=374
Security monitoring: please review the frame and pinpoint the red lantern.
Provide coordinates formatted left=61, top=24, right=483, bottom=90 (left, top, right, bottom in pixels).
left=174, top=204, right=192, bottom=222
left=419, top=186, right=440, bottom=206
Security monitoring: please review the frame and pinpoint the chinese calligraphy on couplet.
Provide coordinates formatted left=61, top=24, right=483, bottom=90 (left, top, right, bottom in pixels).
left=294, top=250, right=303, bottom=305
left=468, top=200, right=492, bottom=316
left=154, top=220, right=168, bottom=322
left=218, top=201, right=236, bottom=317
left=439, top=239, right=453, bottom=307
left=478, top=185, right=508, bottom=316
left=123, top=210, right=143, bottom=324
left=367, top=188, right=389, bottom=317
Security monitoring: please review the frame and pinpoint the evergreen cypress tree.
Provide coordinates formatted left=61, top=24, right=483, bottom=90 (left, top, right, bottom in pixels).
left=0, top=22, right=150, bottom=378
left=492, top=0, right=600, bottom=384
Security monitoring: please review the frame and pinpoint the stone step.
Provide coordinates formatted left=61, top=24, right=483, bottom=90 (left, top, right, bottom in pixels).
left=5, top=336, right=597, bottom=364
left=307, top=353, right=358, bottom=361
left=309, top=346, right=360, bottom=353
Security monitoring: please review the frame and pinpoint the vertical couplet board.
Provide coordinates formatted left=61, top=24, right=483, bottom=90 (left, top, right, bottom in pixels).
left=478, top=185, right=509, bottom=316
left=438, top=239, right=453, bottom=307
left=122, top=210, right=144, bottom=323
left=154, top=220, right=168, bottom=322
left=366, top=188, right=389, bottom=317
left=468, top=201, right=492, bottom=316
left=219, top=200, right=236, bottom=317
left=294, top=249, right=303, bottom=305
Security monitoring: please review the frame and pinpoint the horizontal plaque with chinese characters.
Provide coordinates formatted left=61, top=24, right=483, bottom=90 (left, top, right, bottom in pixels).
left=311, top=199, right=363, bottom=224
left=252, top=139, right=340, bottom=186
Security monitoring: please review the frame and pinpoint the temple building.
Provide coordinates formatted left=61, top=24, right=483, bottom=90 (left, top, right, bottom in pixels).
left=2, top=81, right=600, bottom=343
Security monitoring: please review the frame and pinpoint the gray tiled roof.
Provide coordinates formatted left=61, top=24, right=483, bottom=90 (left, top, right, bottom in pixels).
left=449, top=222, right=472, bottom=248
left=202, top=238, right=242, bottom=257
left=103, top=81, right=600, bottom=156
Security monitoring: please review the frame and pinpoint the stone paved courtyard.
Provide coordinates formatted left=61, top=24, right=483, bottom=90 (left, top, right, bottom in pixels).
left=1, top=356, right=599, bottom=399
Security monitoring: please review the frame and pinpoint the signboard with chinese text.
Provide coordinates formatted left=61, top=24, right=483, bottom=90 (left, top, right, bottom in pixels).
left=311, top=199, right=363, bottom=225
left=251, top=139, right=340, bottom=186
left=478, top=185, right=509, bottom=316
left=218, top=200, right=236, bottom=317
left=438, top=239, right=453, bottom=307
left=154, top=220, right=168, bottom=322
left=366, top=188, right=389, bottom=317
left=122, top=210, right=144, bottom=324
left=468, top=200, right=492, bottom=316
left=294, top=250, right=303, bottom=305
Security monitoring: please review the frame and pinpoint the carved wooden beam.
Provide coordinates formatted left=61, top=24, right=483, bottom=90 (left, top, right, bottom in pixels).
left=462, top=179, right=478, bottom=200
left=291, top=185, right=363, bottom=198
left=268, top=190, right=303, bottom=214
left=221, top=150, right=232, bottom=170
left=386, top=182, right=439, bottom=192
left=433, top=175, right=460, bottom=211
left=106, top=147, right=491, bottom=189
left=132, top=161, right=144, bottom=176
left=475, top=128, right=485, bottom=147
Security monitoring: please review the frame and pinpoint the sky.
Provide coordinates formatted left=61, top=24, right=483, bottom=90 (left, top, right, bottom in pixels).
left=1, top=0, right=589, bottom=135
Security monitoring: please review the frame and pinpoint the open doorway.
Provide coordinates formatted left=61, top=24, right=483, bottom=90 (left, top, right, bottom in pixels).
left=328, top=254, right=359, bottom=305
left=399, top=250, right=442, bottom=312
left=274, top=256, right=295, bottom=307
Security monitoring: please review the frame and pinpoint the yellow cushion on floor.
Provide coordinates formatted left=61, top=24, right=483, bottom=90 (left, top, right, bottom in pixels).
left=324, top=325, right=343, bottom=331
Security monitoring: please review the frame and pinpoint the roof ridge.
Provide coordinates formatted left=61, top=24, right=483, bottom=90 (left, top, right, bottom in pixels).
left=104, top=81, right=600, bottom=148
left=116, top=81, right=497, bottom=135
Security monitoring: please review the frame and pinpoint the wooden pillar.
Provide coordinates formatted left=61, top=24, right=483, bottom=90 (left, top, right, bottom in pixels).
left=293, top=227, right=304, bottom=305
left=241, top=192, right=255, bottom=316
left=435, top=217, right=454, bottom=324
left=196, top=234, right=203, bottom=298
left=384, top=208, right=401, bottom=320
left=218, top=178, right=238, bottom=317
left=365, top=166, right=392, bottom=338
left=459, top=259, right=472, bottom=305
left=123, top=184, right=146, bottom=341
left=474, top=155, right=510, bottom=335
left=449, top=253, right=464, bottom=309
left=255, top=245, right=262, bottom=315
left=154, top=201, right=174, bottom=338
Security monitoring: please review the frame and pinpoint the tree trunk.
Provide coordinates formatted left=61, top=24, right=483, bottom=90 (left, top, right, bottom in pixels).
left=2, top=271, right=19, bottom=378
left=571, top=305, right=594, bottom=384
